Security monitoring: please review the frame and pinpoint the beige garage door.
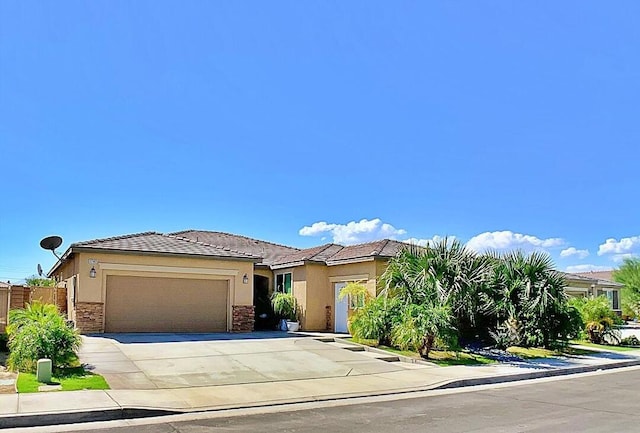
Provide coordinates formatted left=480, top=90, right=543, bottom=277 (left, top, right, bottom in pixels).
left=105, top=275, right=228, bottom=333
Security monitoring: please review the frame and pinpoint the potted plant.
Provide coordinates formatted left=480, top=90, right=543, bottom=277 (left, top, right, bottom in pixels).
left=271, top=292, right=299, bottom=332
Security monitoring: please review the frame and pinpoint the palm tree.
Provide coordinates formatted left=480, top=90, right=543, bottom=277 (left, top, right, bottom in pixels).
left=379, top=238, right=489, bottom=356
left=613, top=257, right=640, bottom=318
left=483, top=250, right=571, bottom=348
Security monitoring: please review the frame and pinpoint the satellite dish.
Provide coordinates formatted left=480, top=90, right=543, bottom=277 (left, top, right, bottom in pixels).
left=40, top=236, right=63, bottom=251
left=37, top=264, right=43, bottom=277
left=40, top=235, right=63, bottom=260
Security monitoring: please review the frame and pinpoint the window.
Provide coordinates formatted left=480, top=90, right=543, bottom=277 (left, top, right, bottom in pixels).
left=607, top=290, right=620, bottom=310
left=276, top=273, right=292, bottom=294
left=349, top=293, right=365, bottom=310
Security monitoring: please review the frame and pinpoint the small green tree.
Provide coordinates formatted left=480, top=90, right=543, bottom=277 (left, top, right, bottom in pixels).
left=349, top=296, right=403, bottom=344
left=24, top=275, right=56, bottom=287
left=569, top=296, right=620, bottom=344
left=613, top=258, right=640, bottom=319
left=390, top=303, right=455, bottom=358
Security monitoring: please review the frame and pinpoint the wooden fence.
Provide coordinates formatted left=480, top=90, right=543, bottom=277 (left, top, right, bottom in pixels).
left=0, top=286, right=67, bottom=333
left=0, top=287, right=8, bottom=333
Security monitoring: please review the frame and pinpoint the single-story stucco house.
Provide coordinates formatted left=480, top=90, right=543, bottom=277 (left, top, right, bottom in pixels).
left=48, top=230, right=406, bottom=334
left=48, top=230, right=625, bottom=334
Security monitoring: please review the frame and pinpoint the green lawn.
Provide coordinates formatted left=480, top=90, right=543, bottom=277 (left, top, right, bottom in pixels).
left=344, top=338, right=496, bottom=366
left=505, top=346, right=597, bottom=359
left=16, top=367, right=109, bottom=393
left=570, top=340, right=640, bottom=352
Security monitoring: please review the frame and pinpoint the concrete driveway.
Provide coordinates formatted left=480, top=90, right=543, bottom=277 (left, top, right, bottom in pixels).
left=79, top=333, right=407, bottom=390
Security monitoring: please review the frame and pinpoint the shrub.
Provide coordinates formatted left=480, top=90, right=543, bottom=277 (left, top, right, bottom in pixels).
left=7, top=302, right=81, bottom=372
left=569, top=296, right=620, bottom=344
left=490, top=318, right=522, bottom=349
left=390, top=303, right=455, bottom=358
left=620, top=335, right=640, bottom=347
left=271, top=292, right=298, bottom=321
left=349, top=296, right=402, bottom=344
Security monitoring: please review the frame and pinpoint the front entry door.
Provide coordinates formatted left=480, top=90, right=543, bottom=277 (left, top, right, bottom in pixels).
left=334, top=282, right=348, bottom=333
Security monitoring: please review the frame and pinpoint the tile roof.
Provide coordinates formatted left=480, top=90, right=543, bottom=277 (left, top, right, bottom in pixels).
left=561, top=271, right=623, bottom=287
left=170, top=230, right=300, bottom=266
left=271, top=244, right=345, bottom=267
left=560, top=272, right=598, bottom=283
left=72, top=232, right=260, bottom=260
left=573, top=270, right=615, bottom=282
left=326, top=239, right=408, bottom=264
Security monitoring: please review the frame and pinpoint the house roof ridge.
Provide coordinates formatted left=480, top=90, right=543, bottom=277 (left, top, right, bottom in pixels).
left=163, top=233, right=260, bottom=258
left=169, top=229, right=301, bottom=251
left=73, top=231, right=160, bottom=247
left=303, top=243, right=342, bottom=260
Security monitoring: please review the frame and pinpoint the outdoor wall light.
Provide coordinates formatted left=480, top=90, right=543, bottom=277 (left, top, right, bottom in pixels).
left=89, top=266, right=97, bottom=278
left=243, top=273, right=249, bottom=284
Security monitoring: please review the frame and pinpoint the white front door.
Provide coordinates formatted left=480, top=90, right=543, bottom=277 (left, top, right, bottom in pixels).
left=334, top=282, right=349, bottom=333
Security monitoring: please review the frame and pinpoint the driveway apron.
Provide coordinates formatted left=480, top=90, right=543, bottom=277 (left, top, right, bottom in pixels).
left=79, top=333, right=405, bottom=390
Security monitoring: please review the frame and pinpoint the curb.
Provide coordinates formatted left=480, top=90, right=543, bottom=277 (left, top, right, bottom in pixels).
left=0, top=408, right=179, bottom=429
left=434, top=358, right=640, bottom=389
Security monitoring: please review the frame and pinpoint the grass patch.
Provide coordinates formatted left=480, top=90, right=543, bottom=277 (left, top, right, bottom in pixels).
left=426, top=350, right=497, bottom=366
left=506, top=346, right=598, bottom=359
left=570, top=340, right=640, bottom=352
left=344, top=338, right=495, bottom=366
left=16, top=366, right=109, bottom=393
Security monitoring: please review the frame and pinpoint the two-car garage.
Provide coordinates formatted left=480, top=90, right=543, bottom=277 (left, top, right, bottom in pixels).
left=104, top=275, right=229, bottom=333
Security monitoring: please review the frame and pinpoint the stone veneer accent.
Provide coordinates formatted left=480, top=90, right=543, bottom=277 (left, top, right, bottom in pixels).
left=325, top=305, right=332, bottom=331
left=75, top=302, right=104, bottom=333
left=232, top=305, right=255, bottom=332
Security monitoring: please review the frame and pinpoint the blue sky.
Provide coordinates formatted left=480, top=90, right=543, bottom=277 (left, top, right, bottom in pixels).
left=1, top=1, right=639, bottom=283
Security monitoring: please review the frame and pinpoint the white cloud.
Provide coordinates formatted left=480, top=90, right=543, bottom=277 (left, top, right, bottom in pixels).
left=560, top=247, right=589, bottom=259
left=612, top=253, right=638, bottom=263
left=598, top=236, right=640, bottom=256
left=565, top=264, right=613, bottom=273
left=403, top=235, right=456, bottom=247
left=466, top=230, right=564, bottom=253
left=299, top=218, right=407, bottom=245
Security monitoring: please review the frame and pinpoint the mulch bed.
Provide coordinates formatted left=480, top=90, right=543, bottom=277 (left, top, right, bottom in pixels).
left=0, top=352, right=17, bottom=394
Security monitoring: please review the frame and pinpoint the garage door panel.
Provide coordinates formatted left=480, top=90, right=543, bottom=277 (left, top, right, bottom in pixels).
left=105, top=276, right=228, bottom=333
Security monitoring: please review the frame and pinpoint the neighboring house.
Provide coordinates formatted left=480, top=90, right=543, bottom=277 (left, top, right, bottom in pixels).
left=562, top=271, right=623, bottom=313
left=48, top=230, right=405, bottom=334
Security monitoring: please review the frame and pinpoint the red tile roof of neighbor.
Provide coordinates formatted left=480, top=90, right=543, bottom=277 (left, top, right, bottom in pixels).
left=574, top=270, right=615, bottom=282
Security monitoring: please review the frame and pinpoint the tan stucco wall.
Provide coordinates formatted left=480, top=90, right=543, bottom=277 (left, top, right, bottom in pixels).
left=54, top=251, right=255, bottom=331
left=302, top=264, right=330, bottom=330
left=328, top=260, right=379, bottom=297
left=54, top=255, right=79, bottom=322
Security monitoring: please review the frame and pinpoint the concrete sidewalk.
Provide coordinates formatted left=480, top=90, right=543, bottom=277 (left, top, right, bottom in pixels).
left=1, top=337, right=640, bottom=428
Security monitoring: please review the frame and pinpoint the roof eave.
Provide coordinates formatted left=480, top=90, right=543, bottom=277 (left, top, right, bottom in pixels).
left=69, top=246, right=260, bottom=263
left=326, top=256, right=377, bottom=266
